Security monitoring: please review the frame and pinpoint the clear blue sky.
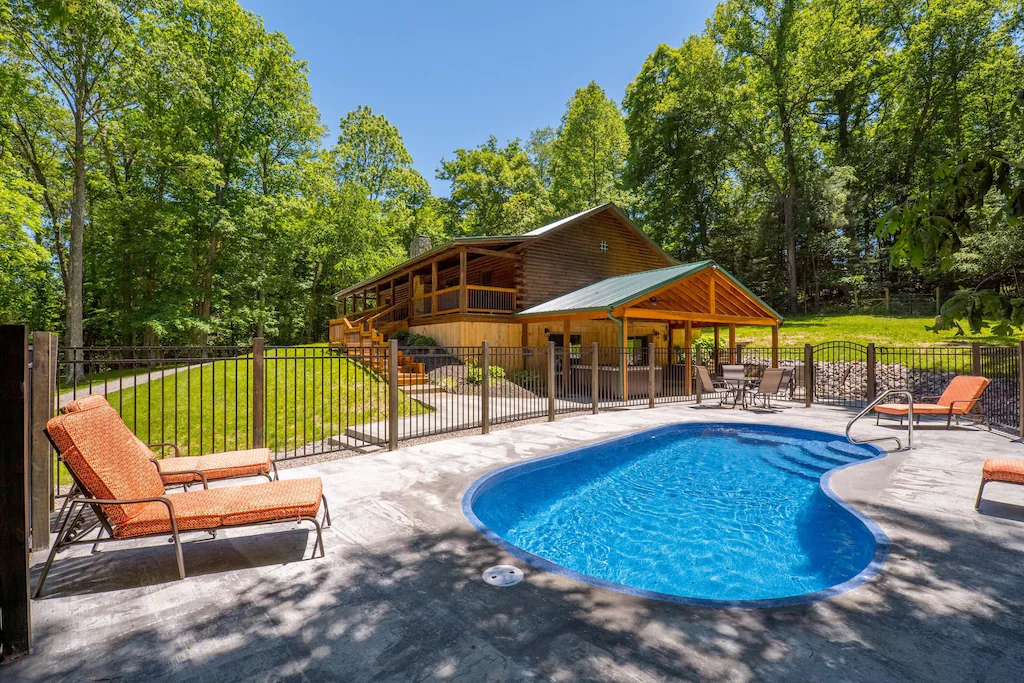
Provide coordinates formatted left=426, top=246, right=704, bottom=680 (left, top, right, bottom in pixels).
left=239, top=0, right=719, bottom=195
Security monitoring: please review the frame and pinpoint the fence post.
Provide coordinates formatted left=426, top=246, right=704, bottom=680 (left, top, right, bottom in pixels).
left=481, top=341, right=490, bottom=435
left=1018, top=340, right=1024, bottom=440
left=548, top=341, right=556, bottom=421
left=866, top=342, right=876, bottom=403
left=648, top=342, right=656, bottom=408
left=252, top=337, right=264, bottom=448
left=0, top=324, right=31, bottom=659
left=972, top=343, right=981, bottom=376
left=804, top=343, right=814, bottom=408
left=591, top=342, right=599, bottom=414
left=388, top=339, right=399, bottom=450
left=30, top=331, right=56, bottom=552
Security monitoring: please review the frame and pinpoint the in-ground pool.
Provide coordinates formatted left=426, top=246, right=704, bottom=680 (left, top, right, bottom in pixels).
left=463, top=423, right=888, bottom=608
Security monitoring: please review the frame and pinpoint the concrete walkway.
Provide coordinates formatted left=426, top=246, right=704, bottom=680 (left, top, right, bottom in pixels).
left=8, top=404, right=1024, bottom=682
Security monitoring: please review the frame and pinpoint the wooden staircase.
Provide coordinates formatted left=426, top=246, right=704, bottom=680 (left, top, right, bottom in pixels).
left=338, top=311, right=428, bottom=387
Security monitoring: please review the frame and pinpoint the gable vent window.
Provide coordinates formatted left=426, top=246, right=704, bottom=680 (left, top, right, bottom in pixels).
left=599, top=240, right=609, bottom=252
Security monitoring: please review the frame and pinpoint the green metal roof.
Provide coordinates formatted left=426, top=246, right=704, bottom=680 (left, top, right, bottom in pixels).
left=515, top=261, right=784, bottom=321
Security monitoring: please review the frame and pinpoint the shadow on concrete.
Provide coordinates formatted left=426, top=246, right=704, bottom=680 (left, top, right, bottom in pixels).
left=12, top=494, right=1024, bottom=682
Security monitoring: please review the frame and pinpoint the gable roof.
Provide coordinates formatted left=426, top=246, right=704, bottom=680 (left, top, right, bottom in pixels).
left=516, top=261, right=784, bottom=321
left=333, top=203, right=674, bottom=299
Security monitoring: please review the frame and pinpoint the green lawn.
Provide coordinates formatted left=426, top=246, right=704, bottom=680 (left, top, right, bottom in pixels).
left=723, top=314, right=1023, bottom=348
left=101, top=346, right=428, bottom=457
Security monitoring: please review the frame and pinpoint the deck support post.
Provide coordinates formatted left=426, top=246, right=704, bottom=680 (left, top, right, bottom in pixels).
left=592, top=342, right=600, bottom=414
left=547, top=341, right=556, bottom=421
left=388, top=340, right=399, bottom=450
left=481, top=341, right=490, bottom=435
left=252, top=337, right=264, bottom=448
left=459, top=249, right=468, bottom=314
left=648, top=342, right=656, bottom=408
left=0, top=324, right=31, bottom=660
left=771, top=323, right=779, bottom=368
left=431, top=259, right=438, bottom=315
left=683, top=321, right=693, bottom=396
left=804, top=343, right=814, bottom=408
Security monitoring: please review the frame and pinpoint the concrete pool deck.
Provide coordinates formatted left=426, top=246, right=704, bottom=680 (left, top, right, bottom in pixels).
left=8, top=403, right=1024, bottom=682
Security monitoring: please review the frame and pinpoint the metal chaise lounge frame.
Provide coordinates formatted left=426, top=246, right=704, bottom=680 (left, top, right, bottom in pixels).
left=873, top=375, right=991, bottom=430
left=35, top=407, right=330, bottom=599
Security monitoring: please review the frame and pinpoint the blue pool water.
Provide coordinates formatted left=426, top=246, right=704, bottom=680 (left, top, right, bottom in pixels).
left=463, top=423, right=888, bottom=607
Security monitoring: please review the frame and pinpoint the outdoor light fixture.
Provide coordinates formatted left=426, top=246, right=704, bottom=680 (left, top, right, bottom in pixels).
left=649, top=297, right=658, bottom=306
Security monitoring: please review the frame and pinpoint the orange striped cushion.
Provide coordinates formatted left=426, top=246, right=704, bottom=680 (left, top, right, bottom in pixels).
left=983, top=459, right=1024, bottom=485
left=938, top=375, right=990, bottom=408
left=114, top=478, right=322, bottom=538
left=155, top=449, right=272, bottom=484
left=46, top=407, right=165, bottom=525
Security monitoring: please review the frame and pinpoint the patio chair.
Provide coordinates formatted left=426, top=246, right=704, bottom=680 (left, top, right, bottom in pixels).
left=721, top=364, right=747, bottom=407
left=790, top=364, right=806, bottom=399
left=34, top=403, right=330, bottom=598
left=63, top=394, right=277, bottom=488
left=780, top=367, right=794, bottom=397
left=751, top=368, right=786, bottom=409
left=873, top=375, right=991, bottom=430
left=975, top=459, right=1024, bottom=510
left=696, top=366, right=735, bottom=406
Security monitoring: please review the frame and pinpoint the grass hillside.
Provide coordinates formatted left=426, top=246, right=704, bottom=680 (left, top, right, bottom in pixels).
left=728, top=314, right=1023, bottom=348
left=101, top=346, right=428, bottom=458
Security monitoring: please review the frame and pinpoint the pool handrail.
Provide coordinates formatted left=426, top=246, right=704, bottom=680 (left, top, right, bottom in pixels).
left=847, top=389, right=913, bottom=451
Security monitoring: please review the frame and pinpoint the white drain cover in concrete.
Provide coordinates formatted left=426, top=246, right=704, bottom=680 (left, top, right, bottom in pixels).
left=482, top=565, right=523, bottom=587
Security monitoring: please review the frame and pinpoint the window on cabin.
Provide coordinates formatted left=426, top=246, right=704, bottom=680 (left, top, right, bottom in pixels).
left=480, top=270, right=493, bottom=286
left=599, top=240, right=609, bottom=252
left=627, top=335, right=650, bottom=366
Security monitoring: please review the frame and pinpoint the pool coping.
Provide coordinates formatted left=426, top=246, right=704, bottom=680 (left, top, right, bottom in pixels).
left=461, top=421, right=891, bottom=610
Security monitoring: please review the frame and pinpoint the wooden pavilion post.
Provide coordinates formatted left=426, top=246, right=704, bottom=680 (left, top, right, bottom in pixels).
left=563, top=317, right=571, bottom=391
left=713, top=325, right=720, bottom=373
left=683, top=320, right=693, bottom=395
left=728, top=324, right=736, bottom=363
left=459, top=249, right=468, bottom=314
left=771, top=323, right=779, bottom=368
left=620, top=315, right=629, bottom=401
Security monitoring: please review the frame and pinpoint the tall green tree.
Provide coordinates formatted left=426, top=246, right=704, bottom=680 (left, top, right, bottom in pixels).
left=550, top=81, right=629, bottom=214
left=437, top=136, right=551, bottom=236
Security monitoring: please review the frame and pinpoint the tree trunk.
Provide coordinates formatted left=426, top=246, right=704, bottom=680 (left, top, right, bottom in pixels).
left=66, top=113, right=86, bottom=382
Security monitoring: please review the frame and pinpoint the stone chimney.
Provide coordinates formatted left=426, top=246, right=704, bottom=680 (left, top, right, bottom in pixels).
left=409, top=235, right=432, bottom=258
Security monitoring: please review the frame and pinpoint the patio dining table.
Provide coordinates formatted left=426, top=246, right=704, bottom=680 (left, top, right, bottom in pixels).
left=724, top=375, right=761, bottom=409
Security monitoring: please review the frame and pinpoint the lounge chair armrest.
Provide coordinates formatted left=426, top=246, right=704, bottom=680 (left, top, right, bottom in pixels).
left=149, top=460, right=209, bottom=490
left=72, top=495, right=178, bottom=524
left=148, top=442, right=181, bottom=458
left=946, top=398, right=982, bottom=411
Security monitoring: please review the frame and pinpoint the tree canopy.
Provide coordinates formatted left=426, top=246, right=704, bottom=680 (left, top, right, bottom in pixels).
left=1, top=0, right=1022, bottom=344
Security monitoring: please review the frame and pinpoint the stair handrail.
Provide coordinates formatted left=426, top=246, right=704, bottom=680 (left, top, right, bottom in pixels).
left=846, top=389, right=913, bottom=451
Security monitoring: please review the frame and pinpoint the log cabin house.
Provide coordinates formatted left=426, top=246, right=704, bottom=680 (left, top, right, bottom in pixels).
left=330, top=203, right=783, bottom=397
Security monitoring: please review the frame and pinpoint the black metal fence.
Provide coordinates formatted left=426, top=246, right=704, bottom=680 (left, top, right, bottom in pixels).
left=43, top=338, right=1024, bottom=498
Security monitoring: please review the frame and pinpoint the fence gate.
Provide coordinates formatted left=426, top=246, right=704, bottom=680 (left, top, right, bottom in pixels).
left=812, top=342, right=869, bottom=407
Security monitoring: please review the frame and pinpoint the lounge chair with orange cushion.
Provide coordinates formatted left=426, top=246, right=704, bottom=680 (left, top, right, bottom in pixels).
left=34, top=402, right=329, bottom=598
left=873, top=375, right=991, bottom=430
left=975, top=459, right=1024, bottom=509
left=63, top=394, right=276, bottom=488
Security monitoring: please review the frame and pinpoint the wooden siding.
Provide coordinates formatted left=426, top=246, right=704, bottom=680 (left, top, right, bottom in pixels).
left=517, top=211, right=674, bottom=310
left=409, top=321, right=522, bottom=348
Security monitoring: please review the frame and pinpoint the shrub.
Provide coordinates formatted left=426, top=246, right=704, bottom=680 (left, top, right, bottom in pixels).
left=389, top=331, right=437, bottom=347
left=510, top=368, right=539, bottom=385
left=465, top=362, right=505, bottom=385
